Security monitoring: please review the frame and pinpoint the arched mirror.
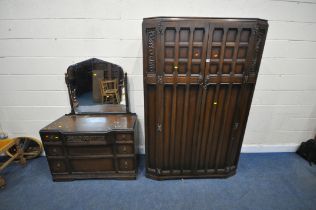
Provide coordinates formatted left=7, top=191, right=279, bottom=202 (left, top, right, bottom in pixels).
left=65, top=58, right=130, bottom=114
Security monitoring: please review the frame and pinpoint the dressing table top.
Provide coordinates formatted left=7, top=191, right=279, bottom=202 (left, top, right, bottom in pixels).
left=41, top=114, right=137, bottom=133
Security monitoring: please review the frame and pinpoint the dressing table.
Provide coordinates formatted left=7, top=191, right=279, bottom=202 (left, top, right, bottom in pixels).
left=40, top=58, right=137, bottom=181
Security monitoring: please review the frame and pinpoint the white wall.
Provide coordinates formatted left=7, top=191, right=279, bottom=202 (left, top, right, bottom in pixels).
left=0, top=0, right=315, bottom=153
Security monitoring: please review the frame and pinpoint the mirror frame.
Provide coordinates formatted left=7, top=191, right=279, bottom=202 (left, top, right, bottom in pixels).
left=65, top=58, right=130, bottom=114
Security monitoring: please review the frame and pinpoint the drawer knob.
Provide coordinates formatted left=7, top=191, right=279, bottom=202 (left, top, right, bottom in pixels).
left=56, top=163, right=61, bottom=168
left=122, top=146, right=127, bottom=152
left=124, top=161, right=128, bottom=169
left=52, top=148, right=57, bottom=153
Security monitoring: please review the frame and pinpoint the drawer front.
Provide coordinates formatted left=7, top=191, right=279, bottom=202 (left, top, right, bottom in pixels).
left=45, top=146, right=64, bottom=156
left=48, top=159, right=67, bottom=173
left=66, top=135, right=111, bottom=145
left=70, top=158, right=114, bottom=172
left=117, top=144, right=134, bottom=154
left=116, top=133, right=133, bottom=141
left=118, top=158, right=135, bottom=171
left=68, top=145, right=113, bottom=156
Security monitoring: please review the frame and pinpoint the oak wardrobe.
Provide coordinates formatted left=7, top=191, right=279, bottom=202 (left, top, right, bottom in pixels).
left=142, top=17, right=268, bottom=180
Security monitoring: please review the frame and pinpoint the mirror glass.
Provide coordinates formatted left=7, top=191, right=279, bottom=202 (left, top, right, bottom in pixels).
left=66, top=58, right=128, bottom=114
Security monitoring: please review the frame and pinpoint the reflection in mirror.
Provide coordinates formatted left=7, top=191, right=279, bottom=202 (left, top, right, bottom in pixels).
left=65, top=58, right=130, bottom=114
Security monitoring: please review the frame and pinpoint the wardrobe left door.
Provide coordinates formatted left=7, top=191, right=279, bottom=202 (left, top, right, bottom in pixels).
left=143, top=20, right=210, bottom=177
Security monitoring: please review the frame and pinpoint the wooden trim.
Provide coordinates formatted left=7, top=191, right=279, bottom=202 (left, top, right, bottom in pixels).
left=145, top=74, right=257, bottom=84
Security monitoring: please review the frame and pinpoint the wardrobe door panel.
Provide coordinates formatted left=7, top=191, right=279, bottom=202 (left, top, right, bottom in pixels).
left=157, top=21, right=210, bottom=175
left=146, top=85, right=158, bottom=169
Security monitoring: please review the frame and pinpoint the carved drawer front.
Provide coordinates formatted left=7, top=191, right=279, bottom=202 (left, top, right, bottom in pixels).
left=116, top=133, right=133, bottom=141
left=68, top=145, right=113, bottom=156
left=118, top=158, right=135, bottom=171
left=42, top=133, right=61, bottom=142
left=70, top=158, right=114, bottom=172
left=48, top=159, right=67, bottom=173
left=66, top=135, right=109, bottom=145
left=117, top=144, right=134, bottom=154
left=45, top=146, right=64, bottom=156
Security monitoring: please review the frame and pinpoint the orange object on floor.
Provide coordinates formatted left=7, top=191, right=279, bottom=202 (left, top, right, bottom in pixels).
left=0, top=138, right=26, bottom=189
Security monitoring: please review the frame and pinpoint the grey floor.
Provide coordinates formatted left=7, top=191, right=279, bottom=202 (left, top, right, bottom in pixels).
left=0, top=153, right=316, bottom=210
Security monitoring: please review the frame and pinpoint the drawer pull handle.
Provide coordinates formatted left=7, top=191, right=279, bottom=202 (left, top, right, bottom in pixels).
left=56, top=163, right=61, bottom=168
left=52, top=148, right=57, bottom=153
left=124, top=161, right=128, bottom=169
left=122, top=146, right=127, bottom=152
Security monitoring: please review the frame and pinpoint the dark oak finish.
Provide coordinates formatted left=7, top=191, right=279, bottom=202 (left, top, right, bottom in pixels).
left=142, top=17, right=268, bottom=180
left=40, top=59, right=137, bottom=181
left=40, top=114, right=137, bottom=181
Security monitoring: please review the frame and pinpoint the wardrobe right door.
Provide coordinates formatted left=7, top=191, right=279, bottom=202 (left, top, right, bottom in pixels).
left=195, top=21, right=267, bottom=175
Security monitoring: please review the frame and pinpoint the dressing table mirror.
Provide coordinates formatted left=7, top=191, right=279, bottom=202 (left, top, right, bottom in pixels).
left=66, top=58, right=130, bottom=114
left=40, top=58, right=137, bottom=181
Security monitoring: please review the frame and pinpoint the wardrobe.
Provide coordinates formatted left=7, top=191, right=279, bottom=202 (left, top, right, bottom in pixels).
left=142, top=17, right=268, bottom=180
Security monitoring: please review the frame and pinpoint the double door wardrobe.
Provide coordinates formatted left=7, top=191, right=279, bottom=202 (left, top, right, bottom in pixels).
left=142, top=17, right=268, bottom=180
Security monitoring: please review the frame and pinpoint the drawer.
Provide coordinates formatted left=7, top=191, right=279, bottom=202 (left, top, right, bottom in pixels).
left=45, top=146, right=64, bottom=156
left=117, top=144, right=134, bottom=154
left=66, top=135, right=111, bottom=145
left=118, top=158, right=135, bottom=171
left=68, top=145, right=113, bottom=156
left=116, top=133, right=133, bottom=141
left=70, top=158, right=114, bottom=172
left=48, top=159, right=67, bottom=173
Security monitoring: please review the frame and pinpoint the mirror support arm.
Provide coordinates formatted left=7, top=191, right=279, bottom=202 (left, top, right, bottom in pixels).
left=65, top=73, right=75, bottom=115
left=125, top=72, right=130, bottom=113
